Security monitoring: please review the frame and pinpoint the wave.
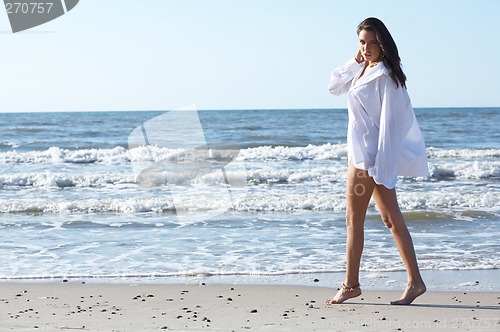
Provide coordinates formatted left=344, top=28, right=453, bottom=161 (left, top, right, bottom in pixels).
left=0, top=189, right=497, bottom=214
left=429, top=163, right=500, bottom=180
left=0, top=163, right=498, bottom=194
left=0, top=144, right=498, bottom=164
left=0, top=144, right=498, bottom=214
left=427, top=147, right=500, bottom=158
left=0, top=146, right=130, bottom=165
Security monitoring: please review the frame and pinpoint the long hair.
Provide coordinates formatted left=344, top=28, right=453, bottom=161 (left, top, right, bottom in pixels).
left=357, top=17, right=407, bottom=88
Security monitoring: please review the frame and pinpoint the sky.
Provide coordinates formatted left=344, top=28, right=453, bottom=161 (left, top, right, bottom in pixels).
left=1, top=0, right=499, bottom=112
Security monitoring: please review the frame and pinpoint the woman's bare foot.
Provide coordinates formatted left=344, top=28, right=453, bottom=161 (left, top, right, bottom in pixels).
left=326, top=283, right=361, bottom=304
left=390, top=283, right=426, bottom=305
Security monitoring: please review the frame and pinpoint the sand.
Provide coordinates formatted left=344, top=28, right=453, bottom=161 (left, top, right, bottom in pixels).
left=0, top=282, right=498, bottom=331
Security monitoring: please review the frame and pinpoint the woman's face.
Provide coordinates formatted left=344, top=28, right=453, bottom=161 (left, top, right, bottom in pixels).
left=358, top=29, right=382, bottom=63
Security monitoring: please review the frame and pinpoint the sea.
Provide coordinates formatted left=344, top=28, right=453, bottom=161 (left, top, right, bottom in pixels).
left=0, top=108, right=499, bottom=290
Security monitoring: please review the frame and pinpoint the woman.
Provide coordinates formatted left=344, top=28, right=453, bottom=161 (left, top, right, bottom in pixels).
left=326, top=17, right=429, bottom=305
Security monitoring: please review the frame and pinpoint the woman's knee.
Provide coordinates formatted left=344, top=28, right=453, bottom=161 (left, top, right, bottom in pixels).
left=380, top=215, right=393, bottom=229
left=380, top=213, right=407, bottom=234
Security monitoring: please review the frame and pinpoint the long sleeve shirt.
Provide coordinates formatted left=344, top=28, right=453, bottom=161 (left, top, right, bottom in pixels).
left=328, top=58, right=429, bottom=189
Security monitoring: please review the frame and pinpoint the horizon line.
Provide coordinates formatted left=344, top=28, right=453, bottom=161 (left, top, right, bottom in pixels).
left=0, top=106, right=499, bottom=114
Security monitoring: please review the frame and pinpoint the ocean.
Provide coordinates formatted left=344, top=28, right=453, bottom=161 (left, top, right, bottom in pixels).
left=0, top=108, right=498, bottom=290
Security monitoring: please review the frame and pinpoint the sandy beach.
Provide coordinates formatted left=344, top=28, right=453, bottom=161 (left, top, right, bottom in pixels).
left=0, top=282, right=498, bottom=331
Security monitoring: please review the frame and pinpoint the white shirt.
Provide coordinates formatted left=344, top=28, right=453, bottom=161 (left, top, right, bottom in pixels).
left=328, top=58, right=429, bottom=189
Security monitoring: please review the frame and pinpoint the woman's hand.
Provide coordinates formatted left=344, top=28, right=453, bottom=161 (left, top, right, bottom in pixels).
left=355, top=50, right=364, bottom=64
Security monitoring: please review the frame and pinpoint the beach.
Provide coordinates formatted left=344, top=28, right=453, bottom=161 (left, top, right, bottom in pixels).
left=1, top=281, right=499, bottom=331
left=0, top=108, right=499, bottom=330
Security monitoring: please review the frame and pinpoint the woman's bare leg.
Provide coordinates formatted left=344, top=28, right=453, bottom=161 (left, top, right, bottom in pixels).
left=327, top=165, right=374, bottom=304
left=372, top=185, right=426, bottom=305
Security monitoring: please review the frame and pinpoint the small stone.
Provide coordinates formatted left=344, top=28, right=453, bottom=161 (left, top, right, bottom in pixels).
left=250, top=309, right=258, bottom=313
left=160, top=326, right=168, bottom=330
left=313, top=279, right=319, bottom=282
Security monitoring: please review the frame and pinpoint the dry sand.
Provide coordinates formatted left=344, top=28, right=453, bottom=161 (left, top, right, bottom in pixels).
left=0, top=282, right=498, bottom=331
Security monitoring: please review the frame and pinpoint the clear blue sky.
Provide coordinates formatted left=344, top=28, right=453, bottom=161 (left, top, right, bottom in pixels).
left=1, top=0, right=498, bottom=112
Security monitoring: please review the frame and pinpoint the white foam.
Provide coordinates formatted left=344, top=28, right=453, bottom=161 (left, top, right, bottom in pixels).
left=427, top=147, right=500, bottom=159
left=0, top=144, right=498, bottom=213
left=0, top=145, right=498, bottom=179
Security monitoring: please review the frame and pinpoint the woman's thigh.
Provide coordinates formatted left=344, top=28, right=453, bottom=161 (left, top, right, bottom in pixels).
left=346, top=165, right=375, bottom=220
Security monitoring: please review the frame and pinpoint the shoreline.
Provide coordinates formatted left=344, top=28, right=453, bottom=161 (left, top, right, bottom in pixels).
left=0, top=282, right=498, bottom=331
left=2, top=269, right=499, bottom=292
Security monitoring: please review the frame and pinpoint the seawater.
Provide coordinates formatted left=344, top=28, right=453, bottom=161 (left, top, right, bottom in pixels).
left=0, top=108, right=498, bottom=286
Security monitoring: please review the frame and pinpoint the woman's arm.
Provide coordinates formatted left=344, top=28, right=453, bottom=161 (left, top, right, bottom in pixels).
left=327, top=55, right=364, bottom=96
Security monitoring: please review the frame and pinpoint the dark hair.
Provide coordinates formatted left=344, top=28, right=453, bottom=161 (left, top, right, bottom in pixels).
left=357, top=17, right=406, bottom=88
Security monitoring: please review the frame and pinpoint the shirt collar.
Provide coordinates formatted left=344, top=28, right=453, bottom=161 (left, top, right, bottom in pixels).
left=353, top=61, right=390, bottom=87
